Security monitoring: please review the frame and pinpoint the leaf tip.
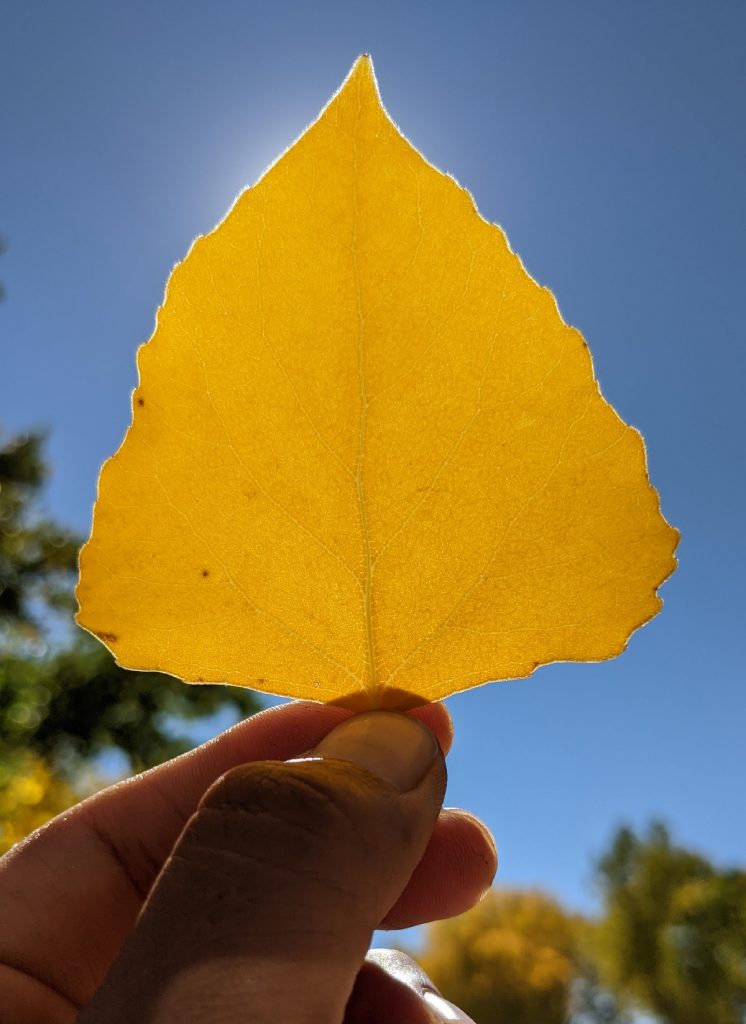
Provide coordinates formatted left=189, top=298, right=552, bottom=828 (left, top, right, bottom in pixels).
left=347, top=53, right=379, bottom=96
left=352, top=52, right=374, bottom=71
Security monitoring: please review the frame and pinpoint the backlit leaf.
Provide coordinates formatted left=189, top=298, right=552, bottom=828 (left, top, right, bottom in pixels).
left=76, top=57, right=678, bottom=709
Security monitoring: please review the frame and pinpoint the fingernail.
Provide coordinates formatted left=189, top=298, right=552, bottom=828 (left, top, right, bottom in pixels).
left=312, top=711, right=438, bottom=792
left=422, top=991, right=475, bottom=1022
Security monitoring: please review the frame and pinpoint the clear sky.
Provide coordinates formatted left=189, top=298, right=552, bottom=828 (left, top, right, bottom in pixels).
left=2, top=0, right=744, bottom=920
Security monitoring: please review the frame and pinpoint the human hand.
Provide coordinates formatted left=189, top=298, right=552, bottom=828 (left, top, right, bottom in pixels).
left=0, top=702, right=496, bottom=1023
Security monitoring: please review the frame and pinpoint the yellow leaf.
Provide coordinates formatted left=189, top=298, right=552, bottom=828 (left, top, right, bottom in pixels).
left=76, top=56, right=678, bottom=709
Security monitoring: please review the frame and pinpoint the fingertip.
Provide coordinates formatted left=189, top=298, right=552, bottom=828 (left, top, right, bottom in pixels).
left=212, top=699, right=352, bottom=762
left=444, top=807, right=498, bottom=879
left=380, top=807, right=497, bottom=928
left=408, top=702, right=453, bottom=756
left=210, top=699, right=452, bottom=763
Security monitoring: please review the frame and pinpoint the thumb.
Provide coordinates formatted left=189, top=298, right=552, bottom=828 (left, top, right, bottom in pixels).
left=80, top=711, right=446, bottom=1024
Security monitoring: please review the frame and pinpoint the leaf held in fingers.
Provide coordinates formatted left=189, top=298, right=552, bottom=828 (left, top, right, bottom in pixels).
left=76, top=56, right=678, bottom=709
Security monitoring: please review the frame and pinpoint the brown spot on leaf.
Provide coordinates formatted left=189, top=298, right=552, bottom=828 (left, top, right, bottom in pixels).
left=201, top=568, right=210, bottom=578
left=94, top=630, right=118, bottom=643
left=136, top=396, right=145, bottom=407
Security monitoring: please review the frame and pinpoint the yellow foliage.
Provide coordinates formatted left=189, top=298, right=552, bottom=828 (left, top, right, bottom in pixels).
left=77, top=56, right=677, bottom=708
left=0, top=754, right=77, bottom=855
left=420, top=889, right=582, bottom=1024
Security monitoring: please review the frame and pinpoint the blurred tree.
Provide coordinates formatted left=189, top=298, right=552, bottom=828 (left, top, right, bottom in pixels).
left=595, top=822, right=746, bottom=1024
left=0, top=638, right=261, bottom=779
left=419, top=888, right=627, bottom=1024
left=0, top=751, right=79, bottom=855
left=569, top=957, right=633, bottom=1024
left=0, top=428, right=260, bottom=804
left=0, top=431, right=79, bottom=644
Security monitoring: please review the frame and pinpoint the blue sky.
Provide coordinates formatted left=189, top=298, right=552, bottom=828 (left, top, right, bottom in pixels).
left=2, top=0, right=744, bottom=920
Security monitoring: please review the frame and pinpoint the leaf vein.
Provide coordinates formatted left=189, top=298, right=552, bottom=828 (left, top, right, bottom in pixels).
left=383, top=390, right=595, bottom=686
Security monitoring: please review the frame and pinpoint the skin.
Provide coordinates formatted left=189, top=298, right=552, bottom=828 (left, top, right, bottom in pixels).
left=0, top=701, right=496, bottom=1023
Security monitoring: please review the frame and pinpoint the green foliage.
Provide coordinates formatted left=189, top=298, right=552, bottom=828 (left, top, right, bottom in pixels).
left=596, top=822, right=746, bottom=1024
left=0, top=432, right=79, bottom=644
left=570, top=963, right=633, bottom=1024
